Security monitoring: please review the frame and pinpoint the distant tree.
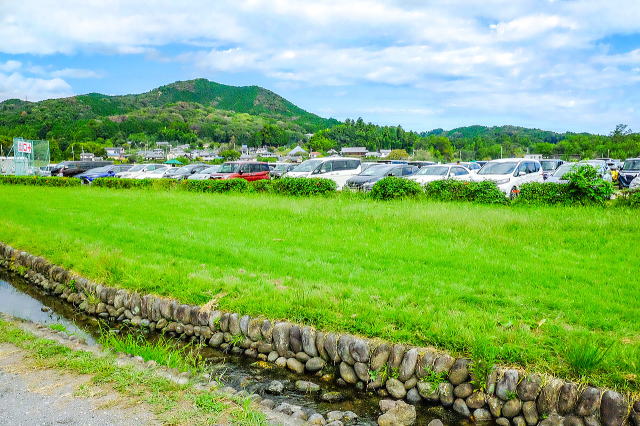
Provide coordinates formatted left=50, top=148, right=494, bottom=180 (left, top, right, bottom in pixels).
left=220, top=149, right=241, bottom=161
left=386, top=149, right=409, bottom=160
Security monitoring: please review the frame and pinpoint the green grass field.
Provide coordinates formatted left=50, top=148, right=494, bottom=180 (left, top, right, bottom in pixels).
left=0, top=185, right=638, bottom=392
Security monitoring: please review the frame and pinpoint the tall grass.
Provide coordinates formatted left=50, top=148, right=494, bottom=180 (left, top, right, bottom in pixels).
left=0, top=185, right=639, bottom=391
left=100, top=328, right=203, bottom=373
left=566, top=338, right=613, bottom=376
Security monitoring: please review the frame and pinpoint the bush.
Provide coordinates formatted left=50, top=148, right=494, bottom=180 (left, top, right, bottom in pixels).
left=93, top=178, right=154, bottom=189
left=181, top=178, right=248, bottom=193
left=564, top=165, right=614, bottom=205
left=0, top=175, right=81, bottom=187
left=515, top=182, right=571, bottom=205
left=270, top=177, right=336, bottom=196
left=248, top=179, right=272, bottom=193
left=614, top=189, right=640, bottom=208
left=423, top=180, right=508, bottom=204
left=370, top=176, right=422, bottom=200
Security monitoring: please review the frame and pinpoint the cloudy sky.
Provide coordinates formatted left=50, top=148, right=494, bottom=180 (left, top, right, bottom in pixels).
left=1, top=0, right=639, bottom=133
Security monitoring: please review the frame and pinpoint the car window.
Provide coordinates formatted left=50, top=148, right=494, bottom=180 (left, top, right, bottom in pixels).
left=517, top=162, right=529, bottom=174
left=318, top=161, right=333, bottom=173
left=451, top=167, right=469, bottom=176
left=240, top=164, right=251, bottom=173
left=389, top=167, right=402, bottom=176
left=261, top=164, right=270, bottom=172
left=333, top=160, right=349, bottom=171
left=346, top=159, right=360, bottom=170
left=402, top=166, right=416, bottom=175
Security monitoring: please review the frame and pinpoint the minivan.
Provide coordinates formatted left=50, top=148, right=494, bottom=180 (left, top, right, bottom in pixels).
left=210, top=161, right=271, bottom=182
left=285, top=157, right=361, bottom=189
left=473, top=158, right=543, bottom=198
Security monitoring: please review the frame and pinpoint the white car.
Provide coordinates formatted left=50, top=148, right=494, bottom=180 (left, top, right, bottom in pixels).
left=134, top=165, right=172, bottom=179
left=188, top=165, right=221, bottom=180
left=284, top=157, right=361, bottom=189
left=473, top=158, right=543, bottom=198
left=115, top=164, right=168, bottom=179
left=629, top=176, right=640, bottom=190
left=407, top=164, right=473, bottom=185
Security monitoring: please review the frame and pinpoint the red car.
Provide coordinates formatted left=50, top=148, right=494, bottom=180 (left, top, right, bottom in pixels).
left=210, top=161, right=271, bottom=181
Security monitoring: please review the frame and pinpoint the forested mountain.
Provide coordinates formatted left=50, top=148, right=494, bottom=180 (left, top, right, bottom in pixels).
left=0, top=78, right=638, bottom=162
left=0, top=79, right=339, bottom=160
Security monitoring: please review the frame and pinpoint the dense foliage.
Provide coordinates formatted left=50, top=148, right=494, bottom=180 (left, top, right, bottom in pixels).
left=423, top=180, right=509, bottom=204
left=516, top=165, right=614, bottom=206
left=370, top=176, right=422, bottom=200
left=270, top=177, right=337, bottom=196
left=0, top=175, right=81, bottom=186
left=615, top=190, right=640, bottom=208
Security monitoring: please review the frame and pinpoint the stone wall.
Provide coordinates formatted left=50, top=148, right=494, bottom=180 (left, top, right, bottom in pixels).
left=1, top=242, right=637, bottom=426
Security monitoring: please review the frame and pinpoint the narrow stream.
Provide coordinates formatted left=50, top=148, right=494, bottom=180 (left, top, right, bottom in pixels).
left=0, top=270, right=464, bottom=425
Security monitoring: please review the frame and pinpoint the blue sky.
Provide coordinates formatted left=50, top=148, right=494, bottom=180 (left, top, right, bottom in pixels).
left=1, top=1, right=639, bottom=134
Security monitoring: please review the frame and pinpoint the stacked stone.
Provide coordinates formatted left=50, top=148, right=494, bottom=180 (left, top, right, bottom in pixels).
left=0, top=242, right=636, bottom=426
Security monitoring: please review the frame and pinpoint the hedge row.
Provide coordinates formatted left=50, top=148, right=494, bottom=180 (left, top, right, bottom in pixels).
left=2, top=174, right=638, bottom=208
left=0, top=175, right=81, bottom=187
left=92, top=177, right=336, bottom=196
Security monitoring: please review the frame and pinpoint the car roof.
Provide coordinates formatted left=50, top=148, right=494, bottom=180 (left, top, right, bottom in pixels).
left=225, top=161, right=268, bottom=164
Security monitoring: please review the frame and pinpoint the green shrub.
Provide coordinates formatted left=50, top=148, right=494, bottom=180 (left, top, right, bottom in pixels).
left=515, top=182, right=571, bottom=205
left=270, top=177, right=336, bottom=196
left=181, top=178, right=248, bottom=193
left=0, top=175, right=81, bottom=187
left=370, top=176, right=422, bottom=200
left=423, top=180, right=508, bottom=204
left=564, top=165, right=614, bottom=205
left=248, top=179, right=272, bottom=193
left=93, top=178, right=153, bottom=189
left=614, top=189, right=640, bottom=208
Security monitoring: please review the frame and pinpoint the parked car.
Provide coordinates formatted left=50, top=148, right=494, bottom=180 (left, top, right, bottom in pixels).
left=473, top=158, right=543, bottom=198
left=188, top=165, right=221, bottom=180
left=459, top=162, right=482, bottom=173
left=475, top=161, right=488, bottom=167
left=346, top=164, right=418, bottom=190
left=539, top=159, right=564, bottom=180
left=115, top=164, right=167, bottom=179
left=596, top=158, right=622, bottom=170
left=285, top=157, right=361, bottom=189
left=618, top=158, right=640, bottom=188
left=269, top=163, right=297, bottom=179
left=210, top=161, right=270, bottom=181
left=76, top=165, right=132, bottom=183
left=629, top=175, right=640, bottom=190
left=407, top=164, right=472, bottom=185
left=136, top=165, right=173, bottom=179
left=51, top=161, right=113, bottom=177
left=408, top=161, right=436, bottom=168
left=163, top=164, right=209, bottom=180
left=546, top=160, right=612, bottom=184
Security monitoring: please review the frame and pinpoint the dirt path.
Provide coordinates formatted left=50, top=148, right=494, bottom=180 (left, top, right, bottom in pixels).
left=0, top=343, right=159, bottom=425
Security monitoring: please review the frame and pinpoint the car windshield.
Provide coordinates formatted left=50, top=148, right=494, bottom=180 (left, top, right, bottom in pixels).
left=622, top=160, right=640, bottom=171
left=292, top=159, right=322, bottom=172
left=416, top=166, right=449, bottom=176
left=273, top=164, right=291, bottom=171
left=86, top=166, right=112, bottom=173
left=149, top=168, right=167, bottom=174
left=360, top=165, right=393, bottom=176
left=540, top=161, right=558, bottom=171
left=199, top=166, right=220, bottom=174
left=128, top=165, right=146, bottom=172
left=478, top=161, right=518, bottom=175
left=552, top=163, right=577, bottom=178
left=218, top=163, right=241, bottom=173
left=166, top=167, right=187, bottom=175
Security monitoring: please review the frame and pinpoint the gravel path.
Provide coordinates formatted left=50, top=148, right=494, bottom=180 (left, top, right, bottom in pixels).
left=0, top=344, right=157, bottom=426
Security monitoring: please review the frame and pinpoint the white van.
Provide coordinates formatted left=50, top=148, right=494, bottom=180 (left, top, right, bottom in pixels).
left=115, top=164, right=168, bottom=179
left=473, top=158, right=543, bottom=198
left=285, top=157, right=361, bottom=189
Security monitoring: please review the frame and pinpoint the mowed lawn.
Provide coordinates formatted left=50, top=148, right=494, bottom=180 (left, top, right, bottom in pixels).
left=0, top=185, right=638, bottom=391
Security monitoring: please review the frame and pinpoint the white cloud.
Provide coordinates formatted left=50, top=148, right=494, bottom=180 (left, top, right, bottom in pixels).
left=0, top=72, right=73, bottom=101
left=49, top=68, right=103, bottom=79
left=0, top=0, right=638, bottom=131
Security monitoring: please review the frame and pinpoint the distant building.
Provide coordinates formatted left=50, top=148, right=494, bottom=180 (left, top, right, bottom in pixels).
left=80, top=152, right=103, bottom=161
left=138, top=149, right=166, bottom=160
left=156, top=141, right=171, bottom=148
left=524, top=154, right=543, bottom=160
left=105, top=147, right=125, bottom=159
left=287, top=146, right=308, bottom=157
left=341, top=147, right=368, bottom=157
